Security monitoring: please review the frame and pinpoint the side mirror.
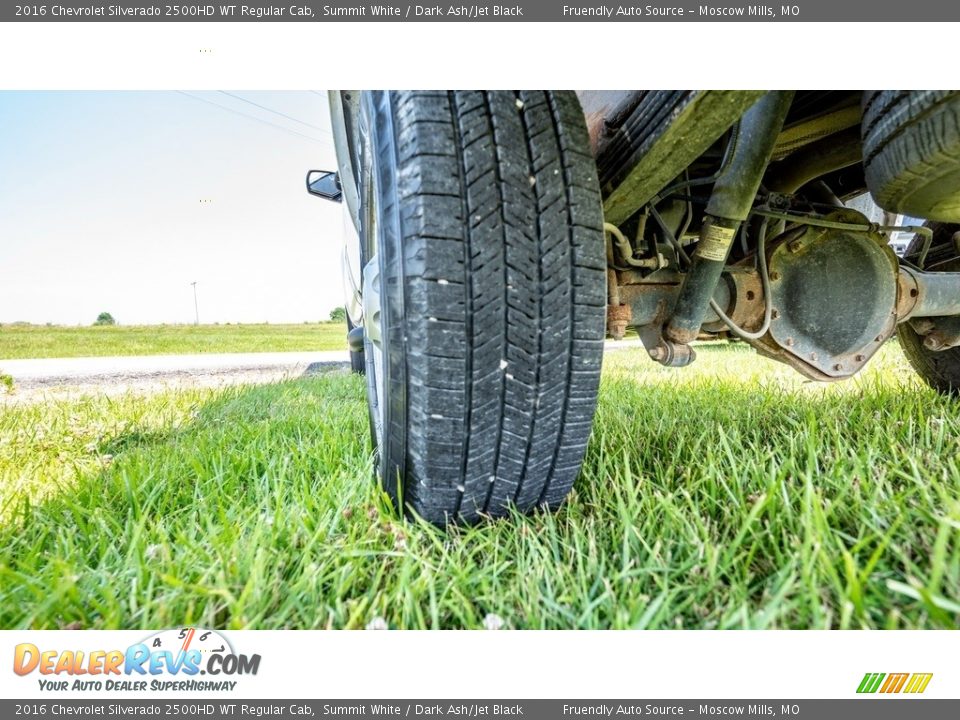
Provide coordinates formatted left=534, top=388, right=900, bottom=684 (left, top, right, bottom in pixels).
left=306, top=170, right=342, bottom=202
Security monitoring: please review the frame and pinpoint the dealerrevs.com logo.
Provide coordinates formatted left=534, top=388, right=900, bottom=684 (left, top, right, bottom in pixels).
left=857, top=672, right=933, bottom=694
left=13, top=628, right=261, bottom=692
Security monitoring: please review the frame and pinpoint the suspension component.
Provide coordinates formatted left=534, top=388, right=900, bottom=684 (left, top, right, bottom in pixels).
left=664, top=91, right=794, bottom=346
left=897, top=266, right=960, bottom=352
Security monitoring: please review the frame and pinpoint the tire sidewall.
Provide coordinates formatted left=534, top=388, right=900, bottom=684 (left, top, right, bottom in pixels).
left=359, top=91, right=408, bottom=509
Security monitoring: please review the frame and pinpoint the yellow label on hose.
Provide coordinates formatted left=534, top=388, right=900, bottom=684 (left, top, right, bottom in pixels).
left=697, top=224, right=737, bottom=262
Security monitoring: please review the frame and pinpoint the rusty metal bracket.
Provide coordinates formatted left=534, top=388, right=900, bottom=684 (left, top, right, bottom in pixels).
left=635, top=301, right=697, bottom=367
left=916, top=317, right=960, bottom=351
left=607, top=303, right=632, bottom=341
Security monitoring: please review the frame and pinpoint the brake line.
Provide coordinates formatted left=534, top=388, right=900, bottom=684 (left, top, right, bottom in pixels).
left=651, top=204, right=773, bottom=341
left=707, top=218, right=772, bottom=341
left=751, top=208, right=935, bottom=266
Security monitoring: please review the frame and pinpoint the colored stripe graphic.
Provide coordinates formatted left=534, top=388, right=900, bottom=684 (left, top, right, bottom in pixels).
left=904, top=673, right=934, bottom=694
left=880, top=673, right=909, bottom=693
left=857, top=672, right=932, bottom=694
left=857, top=673, right=885, bottom=693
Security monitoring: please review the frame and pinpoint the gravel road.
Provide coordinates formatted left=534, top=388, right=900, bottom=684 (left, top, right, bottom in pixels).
left=0, top=342, right=647, bottom=404
left=1, top=351, right=351, bottom=404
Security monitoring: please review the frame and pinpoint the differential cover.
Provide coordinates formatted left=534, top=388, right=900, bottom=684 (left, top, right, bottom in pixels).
left=767, top=214, right=898, bottom=379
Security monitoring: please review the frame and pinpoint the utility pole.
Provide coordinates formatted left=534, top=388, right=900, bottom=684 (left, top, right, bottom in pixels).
left=191, top=281, right=199, bottom=325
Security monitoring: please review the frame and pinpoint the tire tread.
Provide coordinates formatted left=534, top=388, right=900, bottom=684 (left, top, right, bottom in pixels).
left=863, top=90, right=960, bottom=221
left=384, top=90, right=604, bottom=523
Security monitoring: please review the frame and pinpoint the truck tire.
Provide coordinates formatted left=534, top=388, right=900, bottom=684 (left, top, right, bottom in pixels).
left=357, top=90, right=606, bottom=524
left=862, top=91, right=960, bottom=222
left=899, top=222, right=960, bottom=395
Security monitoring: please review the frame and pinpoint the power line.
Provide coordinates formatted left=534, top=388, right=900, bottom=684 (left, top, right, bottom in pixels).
left=218, top=90, right=332, bottom=134
left=178, top=91, right=326, bottom=144
left=176, top=91, right=328, bottom=146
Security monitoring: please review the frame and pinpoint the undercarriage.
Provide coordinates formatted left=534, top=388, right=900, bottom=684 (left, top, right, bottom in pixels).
left=582, top=90, right=960, bottom=381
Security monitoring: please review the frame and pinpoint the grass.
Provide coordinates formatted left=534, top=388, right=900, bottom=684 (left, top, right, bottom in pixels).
left=0, top=322, right=348, bottom=359
left=0, top=342, right=958, bottom=629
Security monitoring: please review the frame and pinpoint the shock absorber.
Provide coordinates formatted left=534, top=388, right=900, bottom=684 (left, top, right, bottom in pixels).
left=663, top=91, right=795, bottom=346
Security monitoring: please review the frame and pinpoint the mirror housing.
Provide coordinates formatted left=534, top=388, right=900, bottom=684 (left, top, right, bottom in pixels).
left=306, top=170, right=342, bottom=202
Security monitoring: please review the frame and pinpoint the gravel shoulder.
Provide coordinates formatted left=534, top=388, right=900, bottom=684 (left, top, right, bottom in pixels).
left=1, top=351, right=350, bottom=404
left=0, top=345, right=648, bottom=405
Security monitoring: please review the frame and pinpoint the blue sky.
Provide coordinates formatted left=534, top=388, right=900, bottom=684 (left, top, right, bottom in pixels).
left=0, top=91, right=345, bottom=325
